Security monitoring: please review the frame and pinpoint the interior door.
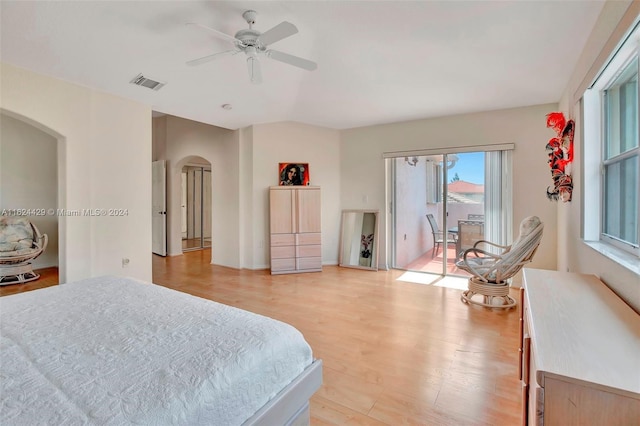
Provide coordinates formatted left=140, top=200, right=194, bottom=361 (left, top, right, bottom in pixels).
left=181, top=172, right=187, bottom=237
left=152, top=160, right=167, bottom=256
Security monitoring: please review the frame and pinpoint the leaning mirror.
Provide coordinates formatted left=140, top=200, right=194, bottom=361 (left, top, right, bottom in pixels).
left=339, top=210, right=379, bottom=271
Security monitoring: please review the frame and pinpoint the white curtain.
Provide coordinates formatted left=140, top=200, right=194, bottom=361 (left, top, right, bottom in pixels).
left=484, top=150, right=513, bottom=251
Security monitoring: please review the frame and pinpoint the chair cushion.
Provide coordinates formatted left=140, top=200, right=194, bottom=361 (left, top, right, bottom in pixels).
left=456, top=257, right=497, bottom=278
left=0, top=217, right=35, bottom=250
left=511, top=216, right=542, bottom=248
left=0, top=246, right=40, bottom=257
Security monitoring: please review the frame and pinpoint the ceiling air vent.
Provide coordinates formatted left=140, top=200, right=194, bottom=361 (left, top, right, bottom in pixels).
left=130, top=73, right=166, bottom=91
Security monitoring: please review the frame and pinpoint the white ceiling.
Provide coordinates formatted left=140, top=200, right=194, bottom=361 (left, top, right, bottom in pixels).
left=1, top=1, right=605, bottom=130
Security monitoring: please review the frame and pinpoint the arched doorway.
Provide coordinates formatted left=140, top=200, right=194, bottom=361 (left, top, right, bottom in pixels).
left=0, top=110, right=64, bottom=284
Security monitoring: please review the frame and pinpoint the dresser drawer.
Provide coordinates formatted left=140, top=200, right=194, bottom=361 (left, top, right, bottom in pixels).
left=271, top=233, right=295, bottom=246
left=296, top=244, right=321, bottom=258
left=271, top=245, right=295, bottom=259
left=296, top=233, right=321, bottom=245
left=271, top=258, right=296, bottom=272
left=296, top=256, right=322, bottom=270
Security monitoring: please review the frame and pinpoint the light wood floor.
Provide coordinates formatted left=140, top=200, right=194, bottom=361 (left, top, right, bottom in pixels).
left=0, top=266, right=59, bottom=297
left=2, top=252, right=523, bottom=425
left=153, top=250, right=522, bottom=425
left=404, top=245, right=472, bottom=276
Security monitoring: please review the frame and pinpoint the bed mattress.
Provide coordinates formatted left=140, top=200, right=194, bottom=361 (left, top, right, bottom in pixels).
left=0, top=276, right=313, bottom=425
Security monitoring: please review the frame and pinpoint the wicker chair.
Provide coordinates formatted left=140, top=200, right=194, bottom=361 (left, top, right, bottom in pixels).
left=0, top=217, right=48, bottom=285
left=456, top=216, right=543, bottom=308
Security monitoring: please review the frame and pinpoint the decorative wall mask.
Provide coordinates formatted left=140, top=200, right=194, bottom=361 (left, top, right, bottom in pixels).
left=545, top=112, right=574, bottom=202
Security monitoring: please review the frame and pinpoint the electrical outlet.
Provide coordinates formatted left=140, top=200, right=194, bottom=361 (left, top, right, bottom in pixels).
left=122, top=258, right=130, bottom=268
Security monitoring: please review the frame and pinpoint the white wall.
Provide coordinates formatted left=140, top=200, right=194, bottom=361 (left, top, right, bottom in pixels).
left=341, top=103, right=559, bottom=280
left=154, top=119, right=340, bottom=271
left=239, top=126, right=255, bottom=269
left=249, top=122, right=341, bottom=269
left=158, top=115, right=241, bottom=268
left=1, top=114, right=58, bottom=268
left=557, top=0, right=640, bottom=311
left=394, top=157, right=431, bottom=266
left=0, top=63, right=152, bottom=283
left=154, top=118, right=341, bottom=270
left=152, top=116, right=167, bottom=162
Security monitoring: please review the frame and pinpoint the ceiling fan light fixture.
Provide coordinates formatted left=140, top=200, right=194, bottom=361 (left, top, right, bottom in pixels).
left=186, top=10, right=316, bottom=83
left=245, top=46, right=258, bottom=58
left=247, top=56, right=261, bottom=84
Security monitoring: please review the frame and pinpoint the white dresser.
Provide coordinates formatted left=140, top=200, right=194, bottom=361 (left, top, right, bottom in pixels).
left=520, top=268, right=640, bottom=425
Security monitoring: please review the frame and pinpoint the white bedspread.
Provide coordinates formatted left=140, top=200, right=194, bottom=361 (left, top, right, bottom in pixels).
left=0, top=276, right=313, bottom=425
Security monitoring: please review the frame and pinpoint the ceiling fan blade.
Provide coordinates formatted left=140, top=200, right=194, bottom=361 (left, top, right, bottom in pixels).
left=267, top=50, right=317, bottom=71
left=257, top=21, right=298, bottom=46
left=185, top=22, right=238, bottom=45
left=186, top=49, right=239, bottom=67
left=247, top=56, right=262, bottom=84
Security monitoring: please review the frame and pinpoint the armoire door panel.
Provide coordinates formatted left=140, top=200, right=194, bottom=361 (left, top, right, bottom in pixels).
left=270, top=189, right=294, bottom=233
left=296, top=189, right=321, bottom=233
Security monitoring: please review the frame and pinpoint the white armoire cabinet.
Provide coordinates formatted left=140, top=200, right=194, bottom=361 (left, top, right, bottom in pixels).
left=269, top=186, right=321, bottom=275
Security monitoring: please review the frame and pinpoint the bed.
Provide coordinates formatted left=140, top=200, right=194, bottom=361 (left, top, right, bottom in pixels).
left=0, top=275, right=322, bottom=425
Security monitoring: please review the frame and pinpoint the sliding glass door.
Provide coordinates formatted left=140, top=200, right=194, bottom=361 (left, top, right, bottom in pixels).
left=389, top=148, right=512, bottom=277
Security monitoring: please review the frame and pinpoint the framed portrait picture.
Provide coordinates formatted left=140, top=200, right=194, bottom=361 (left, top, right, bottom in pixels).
left=279, top=163, right=310, bottom=186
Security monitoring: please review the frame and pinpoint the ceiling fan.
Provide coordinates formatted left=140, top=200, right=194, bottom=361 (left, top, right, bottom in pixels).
left=186, top=10, right=317, bottom=84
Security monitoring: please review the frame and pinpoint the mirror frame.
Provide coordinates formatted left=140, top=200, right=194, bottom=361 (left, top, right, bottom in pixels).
left=338, top=209, right=380, bottom=271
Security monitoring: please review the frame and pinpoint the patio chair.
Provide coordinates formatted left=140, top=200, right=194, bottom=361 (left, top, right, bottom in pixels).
left=456, top=216, right=543, bottom=308
left=467, top=214, right=484, bottom=221
left=0, top=216, right=48, bottom=285
left=456, top=219, right=484, bottom=259
left=426, top=214, right=457, bottom=258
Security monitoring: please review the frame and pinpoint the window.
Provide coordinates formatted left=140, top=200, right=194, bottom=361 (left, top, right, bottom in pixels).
left=586, top=23, right=640, bottom=257
left=603, top=58, right=638, bottom=249
left=425, top=159, right=442, bottom=203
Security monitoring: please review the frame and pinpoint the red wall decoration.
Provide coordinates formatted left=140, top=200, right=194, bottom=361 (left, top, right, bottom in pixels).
left=545, top=112, right=574, bottom=202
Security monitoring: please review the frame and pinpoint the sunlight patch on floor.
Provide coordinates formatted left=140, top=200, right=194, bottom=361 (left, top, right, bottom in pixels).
left=397, top=271, right=469, bottom=290
left=434, top=276, right=469, bottom=290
